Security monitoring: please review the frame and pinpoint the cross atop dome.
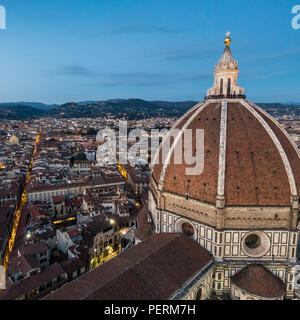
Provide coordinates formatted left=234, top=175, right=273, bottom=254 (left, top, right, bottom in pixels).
left=224, top=31, right=231, bottom=46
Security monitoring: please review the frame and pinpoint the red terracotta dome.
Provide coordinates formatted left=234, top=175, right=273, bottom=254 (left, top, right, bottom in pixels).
left=152, top=99, right=300, bottom=207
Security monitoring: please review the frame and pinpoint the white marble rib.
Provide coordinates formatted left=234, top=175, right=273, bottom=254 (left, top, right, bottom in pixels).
left=159, top=101, right=211, bottom=185
left=217, top=99, right=228, bottom=197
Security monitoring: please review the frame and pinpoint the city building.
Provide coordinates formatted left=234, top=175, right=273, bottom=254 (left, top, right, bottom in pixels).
left=0, top=206, right=15, bottom=265
left=8, top=134, right=19, bottom=145
left=81, top=214, right=134, bottom=270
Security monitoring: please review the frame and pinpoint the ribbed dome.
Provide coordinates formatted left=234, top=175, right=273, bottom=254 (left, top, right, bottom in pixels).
left=231, top=264, right=285, bottom=298
left=152, top=99, right=300, bottom=207
left=150, top=36, right=299, bottom=231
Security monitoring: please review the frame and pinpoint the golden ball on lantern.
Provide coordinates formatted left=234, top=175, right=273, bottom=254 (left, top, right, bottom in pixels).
left=224, top=36, right=231, bottom=46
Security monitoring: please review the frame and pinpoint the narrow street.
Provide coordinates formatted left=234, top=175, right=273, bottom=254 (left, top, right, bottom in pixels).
left=90, top=250, right=120, bottom=270
left=2, top=130, right=41, bottom=273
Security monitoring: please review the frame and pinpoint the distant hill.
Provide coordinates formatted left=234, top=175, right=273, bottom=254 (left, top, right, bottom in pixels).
left=256, top=103, right=300, bottom=118
left=47, top=99, right=198, bottom=119
left=0, top=105, right=46, bottom=120
left=0, top=102, right=58, bottom=111
left=0, top=99, right=299, bottom=120
left=47, top=100, right=300, bottom=120
left=285, top=102, right=300, bottom=106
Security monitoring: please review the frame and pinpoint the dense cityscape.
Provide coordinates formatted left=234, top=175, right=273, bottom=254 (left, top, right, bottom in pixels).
left=0, top=115, right=174, bottom=299
left=0, top=0, right=300, bottom=308
left=0, top=107, right=299, bottom=300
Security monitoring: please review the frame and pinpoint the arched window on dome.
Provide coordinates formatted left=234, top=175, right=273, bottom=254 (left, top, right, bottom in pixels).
left=227, top=78, right=231, bottom=96
left=220, top=79, right=223, bottom=96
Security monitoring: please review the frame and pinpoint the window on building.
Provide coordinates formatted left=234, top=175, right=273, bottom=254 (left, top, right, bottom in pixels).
left=220, top=79, right=223, bottom=96
left=245, top=234, right=261, bottom=249
left=292, top=248, right=295, bottom=258
left=196, top=288, right=203, bottom=300
left=227, top=78, right=231, bottom=96
left=39, top=285, right=46, bottom=292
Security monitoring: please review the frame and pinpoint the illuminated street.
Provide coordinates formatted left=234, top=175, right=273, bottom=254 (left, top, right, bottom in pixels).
left=90, top=248, right=120, bottom=270
left=0, top=130, right=41, bottom=289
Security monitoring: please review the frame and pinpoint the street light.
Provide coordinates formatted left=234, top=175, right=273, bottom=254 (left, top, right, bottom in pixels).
left=26, top=232, right=32, bottom=240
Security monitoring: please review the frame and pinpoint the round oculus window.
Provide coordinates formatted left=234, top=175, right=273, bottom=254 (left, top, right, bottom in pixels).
left=245, top=234, right=261, bottom=249
left=242, top=232, right=271, bottom=258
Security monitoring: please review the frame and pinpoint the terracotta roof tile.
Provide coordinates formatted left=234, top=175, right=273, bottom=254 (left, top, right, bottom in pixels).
left=225, top=103, right=290, bottom=205
left=44, top=233, right=212, bottom=300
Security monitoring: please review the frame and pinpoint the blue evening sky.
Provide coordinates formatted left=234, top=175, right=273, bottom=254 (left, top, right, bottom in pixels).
left=0, top=0, right=299, bottom=104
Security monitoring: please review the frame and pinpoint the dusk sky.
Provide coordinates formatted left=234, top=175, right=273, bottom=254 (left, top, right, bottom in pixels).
left=0, top=0, right=300, bottom=104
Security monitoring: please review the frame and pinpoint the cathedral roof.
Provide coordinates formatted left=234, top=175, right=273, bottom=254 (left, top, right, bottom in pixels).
left=231, top=264, right=285, bottom=298
left=43, top=233, right=213, bottom=300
